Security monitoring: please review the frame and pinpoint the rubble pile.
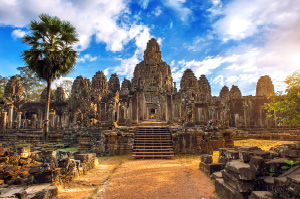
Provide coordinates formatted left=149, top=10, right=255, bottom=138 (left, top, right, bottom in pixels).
left=201, top=143, right=300, bottom=199
left=0, top=145, right=98, bottom=199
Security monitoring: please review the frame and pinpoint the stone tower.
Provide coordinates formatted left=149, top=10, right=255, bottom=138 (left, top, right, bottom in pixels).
left=108, top=73, right=120, bottom=93
left=256, top=75, right=274, bottom=97
left=4, top=76, right=24, bottom=102
left=180, top=69, right=198, bottom=93
left=198, top=75, right=211, bottom=102
left=54, top=87, right=66, bottom=102
left=219, top=86, right=230, bottom=103
left=120, top=78, right=131, bottom=97
left=132, top=38, right=173, bottom=92
left=230, top=85, right=242, bottom=99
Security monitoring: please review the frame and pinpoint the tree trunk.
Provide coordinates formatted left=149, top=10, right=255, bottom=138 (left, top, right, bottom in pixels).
left=43, top=78, right=52, bottom=143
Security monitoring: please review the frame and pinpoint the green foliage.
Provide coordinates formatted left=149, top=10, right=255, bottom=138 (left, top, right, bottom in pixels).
left=264, top=70, right=300, bottom=126
left=281, top=160, right=300, bottom=170
left=0, top=75, right=9, bottom=98
left=17, top=66, right=46, bottom=101
left=21, top=13, right=78, bottom=83
left=55, top=79, right=73, bottom=99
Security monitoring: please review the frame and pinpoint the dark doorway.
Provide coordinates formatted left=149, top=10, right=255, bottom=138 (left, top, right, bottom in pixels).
left=151, top=109, right=155, bottom=114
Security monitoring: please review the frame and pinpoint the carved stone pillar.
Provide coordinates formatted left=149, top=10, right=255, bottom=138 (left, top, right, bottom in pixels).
left=8, top=105, right=13, bottom=129
left=31, top=114, right=37, bottom=129
left=17, top=112, right=22, bottom=129
left=49, top=110, right=55, bottom=129
left=2, top=112, right=7, bottom=129
left=37, top=110, right=43, bottom=129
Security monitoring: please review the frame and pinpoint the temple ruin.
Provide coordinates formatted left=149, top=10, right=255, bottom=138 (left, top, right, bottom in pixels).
left=0, top=38, right=297, bottom=158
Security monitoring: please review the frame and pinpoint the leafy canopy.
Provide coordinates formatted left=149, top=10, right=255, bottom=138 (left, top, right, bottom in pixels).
left=22, top=13, right=78, bottom=82
left=17, top=66, right=46, bottom=101
left=264, top=70, right=300, bottom=126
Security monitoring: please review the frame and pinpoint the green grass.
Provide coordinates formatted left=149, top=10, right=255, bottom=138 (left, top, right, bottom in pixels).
left=55, top=147, right=79, bottom=152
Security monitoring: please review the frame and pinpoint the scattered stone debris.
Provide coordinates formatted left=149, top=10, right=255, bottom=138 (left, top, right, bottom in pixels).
left=200, top=142, right=300, bottom=199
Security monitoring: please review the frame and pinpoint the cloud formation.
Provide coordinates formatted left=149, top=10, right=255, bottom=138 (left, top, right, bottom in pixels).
left=77, top=54, right=98, bottom=63
left=0, top=0, right=149, bottom=52
left=164, top=0, right=191, bottom=22
left=11, top=29, right=27, bottom=39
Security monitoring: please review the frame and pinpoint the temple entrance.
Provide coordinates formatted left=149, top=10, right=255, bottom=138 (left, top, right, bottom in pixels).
left=150, top=108, right=156, bottom=119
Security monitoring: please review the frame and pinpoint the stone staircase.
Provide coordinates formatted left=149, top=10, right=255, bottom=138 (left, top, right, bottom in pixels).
left=132, top=125, right=174, bottom=159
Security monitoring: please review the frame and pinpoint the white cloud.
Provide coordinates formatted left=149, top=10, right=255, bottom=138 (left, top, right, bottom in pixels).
left=52, top=76, right=75, bottom=89
left=77, top=54, right=97, bottom=63
left=164, top=0, right=191, bottom=22
left=152, top=6, right=162, bottom=16
left=11, top=29, right=27, bottom=39
left=139, top=0, right=151, bottom=9
left=212, top=0, right=300, bottom=41
left=109, top=26, right=156, bottom=79
left=0, top=0, right=149, bottom=52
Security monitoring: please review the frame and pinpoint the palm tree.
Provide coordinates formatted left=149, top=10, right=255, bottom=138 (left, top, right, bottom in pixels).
left=22, top=13, right=78, bottom=143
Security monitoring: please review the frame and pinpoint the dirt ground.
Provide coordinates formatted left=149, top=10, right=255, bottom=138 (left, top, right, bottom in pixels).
left=58, top=156, right=218, bottom=199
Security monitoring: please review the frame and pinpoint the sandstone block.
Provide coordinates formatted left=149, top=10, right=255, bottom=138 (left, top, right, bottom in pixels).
left=248, top=191, right=273, bottom=199
left=225, top=160, right=255, bottom=180
left=215, top=178, right=246, bottom=199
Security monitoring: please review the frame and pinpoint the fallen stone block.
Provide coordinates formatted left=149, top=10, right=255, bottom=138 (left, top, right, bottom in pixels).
left=239, top=151, right=253, bottom=163
left=210, top=171, right=222, bottom=181
left=0, top=187, right=27, bottom=199
left=222, top=170, right=255, bottom=193
left=215, top=178, right=246, bottom=199
left=225, top=160, right=256, bottom=180
left=265, top=158, right=288, bottom=176
left=199, top=162, right=224, bottom=175
left=249, top=156, right=265, bottom=176
left=201, top=154, right=212, bottom=164
left=248, top=191, right=273, bottom=199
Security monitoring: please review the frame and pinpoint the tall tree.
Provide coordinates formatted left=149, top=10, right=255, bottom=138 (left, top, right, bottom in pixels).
left=22, top=14, right=78, bottom=143
left=17, top=66, right=46, bottom=101
left=265, top=70, right=300, bottom=126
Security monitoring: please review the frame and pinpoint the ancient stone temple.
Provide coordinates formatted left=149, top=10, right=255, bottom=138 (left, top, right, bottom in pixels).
left=131, top=38, right=173, bottom=122
left=0, top=38, right=278, bottom=131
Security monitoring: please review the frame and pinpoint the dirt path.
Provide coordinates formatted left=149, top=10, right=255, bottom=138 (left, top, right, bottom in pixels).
left=58, top=156, right=218, bottom=199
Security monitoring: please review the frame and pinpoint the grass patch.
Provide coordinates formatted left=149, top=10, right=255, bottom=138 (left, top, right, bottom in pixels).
left=55, top=147, right=79, bottom=152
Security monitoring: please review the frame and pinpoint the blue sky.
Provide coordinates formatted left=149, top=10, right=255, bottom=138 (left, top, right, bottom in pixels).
left=0, top=0, right=300, bottom=96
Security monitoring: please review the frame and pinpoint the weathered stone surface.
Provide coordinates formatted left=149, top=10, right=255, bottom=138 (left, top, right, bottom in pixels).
left=249, top=156, right=265, bottom=176
left=108, top=73, right=120, bottom=93
left=248, top=191, right=273, bottom=199
left=225, top=160, right=255, bottom=180
left=210, top=171, right=222, bottom=181
left=222, top=170, right=255, bottom=193
left=265, top=158, right=288, bottom=176
left=215, top=178, right=246, bottom=199
left=199, top=162, right=224, bottom=175
left=3, top=75, right=24, bottom=102
left=201, top=154, right=212, bottom=164
left=230, top=85, right=242, bottom=99
left=256, top=75, right=274, bottom=97
left=0, top=187, right=27, bottom=199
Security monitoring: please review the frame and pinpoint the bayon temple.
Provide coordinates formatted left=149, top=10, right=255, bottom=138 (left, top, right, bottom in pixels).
left=0, top=38, right=276, bottom=130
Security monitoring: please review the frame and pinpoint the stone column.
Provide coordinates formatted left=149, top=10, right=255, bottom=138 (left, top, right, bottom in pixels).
left=49, top=110, right=55, bottom=129
left=234, top=114, right=239, bottom=128
left=37, top=110, right=43, bottom=129
left=31, top=114, right=37, bottom=129
left=8, top=104, right=13, bottom=129
left=132, top=93, right=138, bottom=124
left=17, top=112, right=22, bottom=129
left=2, top=112, right=7, bottom=129
left=97, top=103, right=101, bottom=121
